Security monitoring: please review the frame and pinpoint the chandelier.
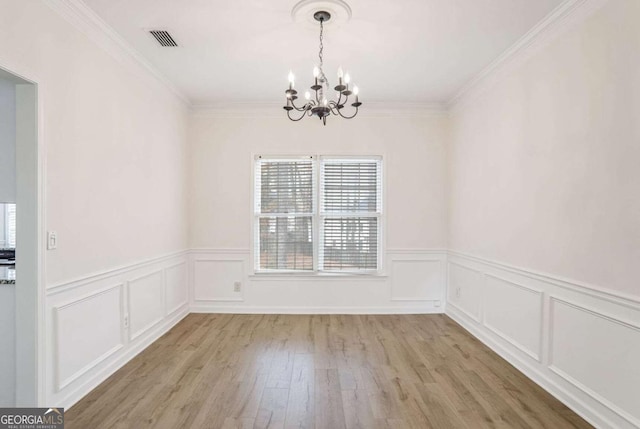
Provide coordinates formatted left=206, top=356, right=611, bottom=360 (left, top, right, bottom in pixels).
left=283, top=10, right=361, bottom=125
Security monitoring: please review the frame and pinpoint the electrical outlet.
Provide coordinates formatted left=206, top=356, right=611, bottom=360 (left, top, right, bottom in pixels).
left=47, top=231, right=58, bottom=250
left=234, top=281, right=241, bottom=292
left=123, top=314, right=129, bottom=328
left=456, top=287, right=461, bottom=298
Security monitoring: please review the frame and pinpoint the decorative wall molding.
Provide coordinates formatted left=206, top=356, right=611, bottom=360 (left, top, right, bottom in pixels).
left=548, top=296, right=640, bottom=428
left=390, top=259, right=443, bottom=302
left=127, top=270, right=165, bottom=341
left=56, top=309, right=188, bottom=411
left=189, top=248, right=446, bottom=313
left=482, top=273, right=544, bottom=362
left=446, top=250, right=640, bottom=429
left=448, top=250, right=640, bottom=308
left=46, top=252, right=188, bottom=409
left=446, top=261, right=484, bottom=323
left=193, top=258, right=245, bottom=302
left=164, top=261, right=188, bottom=315
left=46, top=250, right=187, bottom=294
left=447, top=0, right=610, bottom=111
left=43, top=0, right=189, bottom=107
left=387, top=248, right=448, bottom=255
left=53, top=283, right=124, bottom=391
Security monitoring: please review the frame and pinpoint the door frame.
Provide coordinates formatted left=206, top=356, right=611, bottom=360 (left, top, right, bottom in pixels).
left=0, top=61, right=46, bottom=406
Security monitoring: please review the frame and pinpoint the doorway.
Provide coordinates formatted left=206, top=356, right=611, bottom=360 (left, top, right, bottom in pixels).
left=0, top=66, right=41, bottom=407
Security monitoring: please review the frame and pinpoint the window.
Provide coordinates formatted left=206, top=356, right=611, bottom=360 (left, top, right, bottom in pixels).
left=254, top=155, right=382, bottom=273
left=0, top=203, right=16, bottom=249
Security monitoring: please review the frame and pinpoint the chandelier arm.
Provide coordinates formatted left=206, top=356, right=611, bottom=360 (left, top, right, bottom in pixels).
left=290, top=99, right=308, bottom=112
left=334, top=92, right=343, bottom=107
left=335, top=105, right=359, bottom=119
left=287, top=109, right=307, bottom=121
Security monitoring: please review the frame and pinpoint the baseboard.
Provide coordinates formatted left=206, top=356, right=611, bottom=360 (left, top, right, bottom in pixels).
left=446, top=251, right=640, bottom=429
left=190, top=305, right=443, bottom=315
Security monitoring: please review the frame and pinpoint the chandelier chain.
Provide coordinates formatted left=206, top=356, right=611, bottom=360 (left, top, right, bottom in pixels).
left=317, top=19, right=329, bottom=89
left=319, top=19, right=324, bottom=69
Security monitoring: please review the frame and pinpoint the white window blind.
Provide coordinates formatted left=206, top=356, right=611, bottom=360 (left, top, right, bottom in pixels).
left=319, top=158, right=382, bottom=271
left=254, top=157, right=315, bottom=271
left=254, top=156, right=382, bottom=274
left=6, top=204, right=16, bottom=248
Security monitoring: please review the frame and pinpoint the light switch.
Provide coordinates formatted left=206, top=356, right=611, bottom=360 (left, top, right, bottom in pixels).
left=234, top=281, right=241, bottom=292
left=47, top=231, right=57, bottom=250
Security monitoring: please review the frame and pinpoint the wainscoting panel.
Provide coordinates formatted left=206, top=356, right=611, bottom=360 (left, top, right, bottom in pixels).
left=483, top=274, right=543, bottom=361
left=190, top=249, right=446, bottom=313
left=54, top=284, right=123, bottom=391
left=128, top=270, right=165, bottom=341
left=165, top=262, right=188, bottom=315
left=549, top=297, right=640, bottom=427
left=446, top=250, right=640, bottom=429
left=193, top=258, right=245, bottom=302
left=447, top=261, right=483, bottom=322
left=390, top=258, right=443, bottom=302
left=45, top=251, right=189, bottom=410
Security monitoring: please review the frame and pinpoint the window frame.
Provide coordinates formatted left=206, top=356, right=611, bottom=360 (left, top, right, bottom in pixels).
left=252, top=154, right=384, bottom=276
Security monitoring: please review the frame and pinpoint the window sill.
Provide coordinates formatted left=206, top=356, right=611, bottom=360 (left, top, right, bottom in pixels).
left=249, top=272, right=388, bottom=281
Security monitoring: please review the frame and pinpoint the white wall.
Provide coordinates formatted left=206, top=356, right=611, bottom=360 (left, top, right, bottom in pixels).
left=188, top=112, right=449, bottom=312
left=447, top=1, right=640, bottom=427
left=0, top=0, right=190, bottom=408
left=0, top=0, right=190, bottom=286
left=448, top=0, right=640, bottom=298
left=0, top=76, right=16, bottom=203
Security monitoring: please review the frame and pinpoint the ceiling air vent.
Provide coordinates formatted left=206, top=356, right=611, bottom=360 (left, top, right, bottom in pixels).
left=149, top=30, right=178, bottom=47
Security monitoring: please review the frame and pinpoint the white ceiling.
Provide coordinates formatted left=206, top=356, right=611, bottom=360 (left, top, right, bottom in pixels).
left=82, top=0, right=566, bottom=106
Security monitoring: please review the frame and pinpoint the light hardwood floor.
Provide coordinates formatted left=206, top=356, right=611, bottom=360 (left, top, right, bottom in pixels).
left=66, top=314, right=592, bottom=429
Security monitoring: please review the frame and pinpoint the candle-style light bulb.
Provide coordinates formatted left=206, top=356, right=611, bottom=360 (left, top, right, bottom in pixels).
left=323, top=98, right=328, bottom=106
left=344, top=73, right=351, bottom=84
left=304, top=91, right=311, bottom=100
left=313, top=66, right=320, bottom=78
left=288, top=70, right=295, bottom=83
left=337, top=67, right=344, bottom=79
left=353, top=86, right=359, bottom=96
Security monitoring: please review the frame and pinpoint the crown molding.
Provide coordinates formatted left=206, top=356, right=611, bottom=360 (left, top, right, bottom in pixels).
left=42, top=0, right=609, bottom=117
left=447, top=0, right=610, bottom=111
left=43, top=0, right=191, bottom=107
left=190, top=101, right=448, bottom=119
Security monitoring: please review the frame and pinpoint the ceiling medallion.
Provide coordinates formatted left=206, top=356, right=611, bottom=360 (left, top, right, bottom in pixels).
left=284, top=2, right=361, bottom=125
